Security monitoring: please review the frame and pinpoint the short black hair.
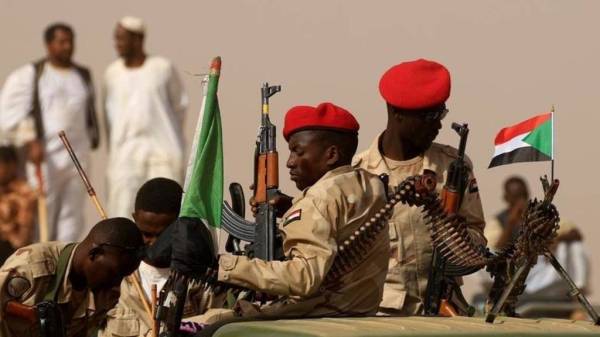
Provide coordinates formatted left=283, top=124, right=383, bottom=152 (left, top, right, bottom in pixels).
left=311, top=129, right=359, bottom=165
left=87, top=217, right=144, bottom=254
left=0, top=146, right=18, bottom=164
left=44, top=22, right=74, bottom=43
left=135, top=177, right=183, bottom=214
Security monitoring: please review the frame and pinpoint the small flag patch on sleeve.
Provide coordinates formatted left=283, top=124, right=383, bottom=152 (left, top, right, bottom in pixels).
left=283, top=209, right=302, bottom=226
left=469, top=179, right=479, bottom=193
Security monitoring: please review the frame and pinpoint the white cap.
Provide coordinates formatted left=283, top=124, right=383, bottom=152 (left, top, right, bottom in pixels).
left=119, top=16, right=145, bottom=34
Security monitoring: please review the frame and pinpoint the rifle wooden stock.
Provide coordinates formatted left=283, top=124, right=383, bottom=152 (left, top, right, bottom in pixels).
left=439, top=299, right=458, bottom=317
left=254, top=154, right=268, bottom=203
left=441, top=188, right=460, bottom=215
left=266, top=152, right=278, bottom=188
left=5, top=301, right=37, bottom=323
left=255, top=152, right=279, bottom=204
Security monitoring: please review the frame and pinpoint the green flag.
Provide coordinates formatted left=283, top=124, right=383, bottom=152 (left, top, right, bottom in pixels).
left=180, top=57, right=223, bottom=231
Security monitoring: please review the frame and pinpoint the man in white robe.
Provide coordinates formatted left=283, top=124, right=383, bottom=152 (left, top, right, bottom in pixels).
left=104, top=16, right=188, bottom=218
left=0, top=23, right=99, bottom=241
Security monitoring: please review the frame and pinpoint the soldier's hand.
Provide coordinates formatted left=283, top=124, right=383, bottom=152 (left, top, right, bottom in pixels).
left=26, top=140, right=44, bottom=165
left=249, top=184, right=293, bottom=218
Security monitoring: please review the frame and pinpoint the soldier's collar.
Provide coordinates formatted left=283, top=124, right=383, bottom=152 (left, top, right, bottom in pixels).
left=370, top=132, right=432, bottom=170
left=366, top=133, right=385, bottom=169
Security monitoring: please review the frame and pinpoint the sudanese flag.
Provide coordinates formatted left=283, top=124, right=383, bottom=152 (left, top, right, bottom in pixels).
left=489, top=112, right=553, bottom=168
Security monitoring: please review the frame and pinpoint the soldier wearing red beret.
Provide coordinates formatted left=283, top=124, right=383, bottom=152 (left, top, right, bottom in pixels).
left=353, top=59, right=486, bottom=315
left=215, top=102, right=390, bottom=318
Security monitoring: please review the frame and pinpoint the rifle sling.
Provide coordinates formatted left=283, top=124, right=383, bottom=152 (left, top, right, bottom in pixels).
left=43, top=243, right=77, bottom=302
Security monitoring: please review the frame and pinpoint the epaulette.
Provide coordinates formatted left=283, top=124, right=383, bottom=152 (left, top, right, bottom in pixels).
left=432, top=143, right=474, bottom=170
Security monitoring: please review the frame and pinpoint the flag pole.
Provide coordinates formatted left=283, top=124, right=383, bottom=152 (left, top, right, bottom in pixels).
left=551, top=105, right=555, bottom=181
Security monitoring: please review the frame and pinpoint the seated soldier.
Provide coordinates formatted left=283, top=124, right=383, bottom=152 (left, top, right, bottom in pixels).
left=0, top=145, right=36, bottom=263
left=0, top=217, right=144, bottom=337
left=197, top=102, right=389, bottom=321
left=101, top=177, right=212, bottom=337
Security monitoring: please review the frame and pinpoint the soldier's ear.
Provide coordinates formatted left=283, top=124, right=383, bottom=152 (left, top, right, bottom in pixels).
left=324, top=145, right=340, bottom=166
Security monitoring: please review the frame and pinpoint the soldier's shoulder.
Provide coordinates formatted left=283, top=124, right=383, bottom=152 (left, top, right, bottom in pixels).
left=1, top=242, right=65, bottom=279
left=427, top=143, right=474, bottom=168
left=352, top=149, right=370, bottom=167
left=308, top=167, right=383, bottom=203
left=429, top=142, right=460, bottom=158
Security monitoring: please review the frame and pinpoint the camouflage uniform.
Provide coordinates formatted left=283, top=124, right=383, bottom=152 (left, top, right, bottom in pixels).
left=0, top=242, right=117, bottom=337
left=353, top=135, right=486, bottom=315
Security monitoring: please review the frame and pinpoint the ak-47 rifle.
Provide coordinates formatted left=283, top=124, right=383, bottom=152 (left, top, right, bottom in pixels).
left=424, top=122, right=477, bottom=317
left=222, top=83, right=282, bottom=261
left=485, top=177, right=600, bottom=324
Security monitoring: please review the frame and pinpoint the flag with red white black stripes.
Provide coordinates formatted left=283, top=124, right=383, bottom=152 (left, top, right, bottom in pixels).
left=489, top=112, right=553, bottom=168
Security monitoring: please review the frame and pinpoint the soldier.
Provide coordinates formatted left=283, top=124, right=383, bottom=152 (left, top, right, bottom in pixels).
left=0, top=217, right=144, bottom=337
left=211, top=102, right=389, bottom=318
left=352, top=59, right=486, bottom=315
left=100, top=178, right=210, bottom=337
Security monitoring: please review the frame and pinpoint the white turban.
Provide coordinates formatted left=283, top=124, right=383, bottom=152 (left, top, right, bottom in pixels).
left=119, top=16, right=145, bottom=34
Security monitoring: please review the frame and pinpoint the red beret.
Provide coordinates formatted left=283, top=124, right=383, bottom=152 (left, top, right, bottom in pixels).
left=283, top=102, right=359, bottom=141
left=379, top=59, right=451, bottom=110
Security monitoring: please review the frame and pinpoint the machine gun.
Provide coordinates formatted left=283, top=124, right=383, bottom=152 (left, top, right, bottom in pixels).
left=423, top=122, right=477, bottom=317
left=485, top=177, right=600, bottom=324
left=222, top=82, right=282, bottom=261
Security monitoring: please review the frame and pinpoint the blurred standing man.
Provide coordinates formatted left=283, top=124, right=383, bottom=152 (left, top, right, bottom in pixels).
left=485, top=176, right=529, bottom=251
left=0, top=23, right=100, bottom=241
left=104, top=16, right=188, bottom=218
left=353, top=59, right=486, bottom=315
